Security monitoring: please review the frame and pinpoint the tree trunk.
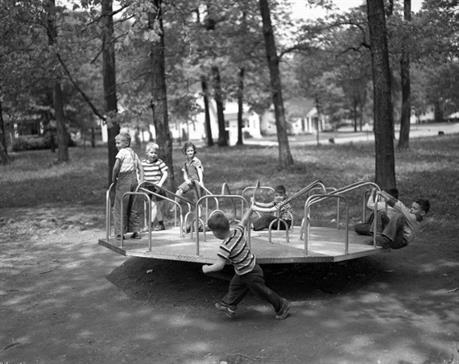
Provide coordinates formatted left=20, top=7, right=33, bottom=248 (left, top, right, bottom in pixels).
left=91, top=127, right=96, bottom=147
left=258, top=0, right=293, bottom=168
left=398, top=0, right=411, bottom=149
left=434, top=100, right=443, bottom=123
left=102, top=0, right=119, bottom=186
left=236, top=67, right=245, bottom=146
left=149, top=0, right=175, bottom=190
left=211, top=66, right=228, bottom=147
left=367, top=0, right=396, bottom=190
left=53, top=83, right=69, bottom=162
left=0, top=99, right=9, bottom=165
left=353, top=99, right=358, bottom=132
left=46, top=0, right=68, bottom=162
left=201, top=76, right=213, bottom=147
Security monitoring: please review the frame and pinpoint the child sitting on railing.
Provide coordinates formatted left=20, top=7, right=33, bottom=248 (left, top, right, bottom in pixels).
left=252, top=185, right=293, bottom=231
left=175, top=142, right=204, bottom=202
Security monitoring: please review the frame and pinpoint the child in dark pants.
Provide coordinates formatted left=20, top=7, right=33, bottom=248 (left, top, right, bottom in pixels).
left=112, top=132, right=143, bottom=239
left=367, top=189, right=430, bottom=249
left=202, top=208, right=290, bottom=319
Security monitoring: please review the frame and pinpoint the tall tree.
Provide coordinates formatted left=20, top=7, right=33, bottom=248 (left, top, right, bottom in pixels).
left=201, top=76, right=214, bottom=147
left=236, top=67, right=245, bottom=145
left=46, top=0, right=69, bottom=162
left=148, top=0, right=175, bottom=189
left=0, top=98, right=8, bottom=164
left=398, top=0, right=411, bottom=149
left=367, top=0, right=396, bottom=190
left=101, top=0, right=119, bottom=185
left=258, top=0, right=293, bottom=168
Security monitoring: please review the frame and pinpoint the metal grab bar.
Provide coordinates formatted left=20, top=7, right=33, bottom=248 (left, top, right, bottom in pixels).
left=105, top=183, right=116, bottom=241
left=195, top=194, right=249, bottom=255
left=278, top=179, right=327, bottom=208
left=138, top=187, right=185, bottom=237
left=120, top=191, right=152, bottom=250
left=303, top=194, right=349, bottom=256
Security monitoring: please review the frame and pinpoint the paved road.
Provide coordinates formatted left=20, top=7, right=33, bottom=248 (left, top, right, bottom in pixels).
left=245, top=122, right=459, bottom=146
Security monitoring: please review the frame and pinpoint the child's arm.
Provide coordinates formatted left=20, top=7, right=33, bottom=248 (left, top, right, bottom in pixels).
left=112, top=159, right=121, bottom=184
left=157, top=169, right=168, bottom=188
left=202, top=256, right=226, bottom=273
left=137, top=159, right=144, bottom=183
left=240, top=206, right=254, bottom=226
left=197, top=165, right=204, bottom=185
left=182, top=167, right=190, bottom=183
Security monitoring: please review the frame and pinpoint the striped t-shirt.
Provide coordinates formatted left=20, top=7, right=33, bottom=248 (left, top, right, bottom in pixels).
left=142, top=158, right=168, bottom=184
left=217, top=224, right=256, bottom=275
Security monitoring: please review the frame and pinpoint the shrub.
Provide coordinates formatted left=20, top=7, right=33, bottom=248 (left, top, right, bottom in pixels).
left=12, top=134, right=74, bottom=152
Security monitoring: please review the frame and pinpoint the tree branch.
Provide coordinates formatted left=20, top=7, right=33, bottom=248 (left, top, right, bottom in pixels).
left=56, top=52, right=106, bottom=121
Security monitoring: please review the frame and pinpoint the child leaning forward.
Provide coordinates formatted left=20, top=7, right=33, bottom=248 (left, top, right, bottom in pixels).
left=202, top=207, right=290, bottom=320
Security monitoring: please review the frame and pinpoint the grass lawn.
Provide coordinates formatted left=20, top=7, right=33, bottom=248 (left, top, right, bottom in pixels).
left=1, top=134, right=458, bottom=233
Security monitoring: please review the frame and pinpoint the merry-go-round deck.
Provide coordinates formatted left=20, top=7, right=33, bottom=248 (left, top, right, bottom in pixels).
left=98, top=225, right=384, bottom=265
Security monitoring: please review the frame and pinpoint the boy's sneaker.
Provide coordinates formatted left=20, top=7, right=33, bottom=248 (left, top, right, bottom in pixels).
left=115, top=234, right=125, bottom=240
left=154, top=224, right=166, bottom=231
left=275, top=298, right=290, bottom=320
left=215, top=301, right=236, bottom=318
left=131, top=232, right=141, bottom=239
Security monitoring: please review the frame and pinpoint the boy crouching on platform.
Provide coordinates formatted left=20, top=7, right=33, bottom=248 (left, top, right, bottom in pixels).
left=202, top=207, right=290, bottom=320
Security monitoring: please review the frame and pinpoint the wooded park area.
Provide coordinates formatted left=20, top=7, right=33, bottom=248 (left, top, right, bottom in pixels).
left=1, top=0, right=458, bottom=191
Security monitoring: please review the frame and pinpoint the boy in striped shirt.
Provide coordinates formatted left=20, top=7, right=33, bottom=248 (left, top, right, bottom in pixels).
left=202, top=207, right=290, bottom=319
left=141, top=143, right=168, bottom=230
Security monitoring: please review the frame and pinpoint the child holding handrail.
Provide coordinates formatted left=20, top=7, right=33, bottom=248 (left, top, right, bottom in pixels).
left=141, top=142, right=168, bottom=231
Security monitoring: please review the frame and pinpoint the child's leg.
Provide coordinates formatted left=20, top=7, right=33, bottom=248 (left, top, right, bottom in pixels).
left=113, top=175, right=130, bottom=236
left=127, top=176, right=141, bottom=233
left=221, top=273, right=249, bottom=308
left=243, top=265, right=283, bottom=312
left=150, top=200, right=158, bottom=224
left=253, top=215, right=276, bottom=231
left=382, top=213, right=408, bottom=249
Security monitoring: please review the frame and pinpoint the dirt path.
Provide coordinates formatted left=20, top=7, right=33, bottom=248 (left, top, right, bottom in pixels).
left=1, top=206, right=458, bottom=363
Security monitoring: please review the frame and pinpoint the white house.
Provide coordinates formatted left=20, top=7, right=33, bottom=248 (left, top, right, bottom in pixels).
left=260, top=97, right=329, bottom=135
left=170, top=99, right=262, bottom=145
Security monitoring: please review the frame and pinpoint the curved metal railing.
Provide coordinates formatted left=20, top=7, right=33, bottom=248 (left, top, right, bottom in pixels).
left=194, top=194, right=249, bottom=255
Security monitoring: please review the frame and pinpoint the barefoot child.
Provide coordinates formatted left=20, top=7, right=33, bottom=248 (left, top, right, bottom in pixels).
left=141, top=142, right=168, bottom=231
left=112, top=132, right=143, bottom=239
left=202, top=207, right=290, bottom=319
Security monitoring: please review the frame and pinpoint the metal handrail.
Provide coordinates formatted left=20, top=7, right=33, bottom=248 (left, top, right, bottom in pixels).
left=120, top=191, right=152, bottom=250
left=195, top=194, right=248, bottom=255
left=303, top=194, right=349, bottom=255
left=138, top=187, right=185, bottom=237
left=105, top=183, right=116, bottom=241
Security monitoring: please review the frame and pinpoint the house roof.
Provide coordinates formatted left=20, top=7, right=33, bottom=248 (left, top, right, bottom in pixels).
left=284, top=97, right=315, bottom=118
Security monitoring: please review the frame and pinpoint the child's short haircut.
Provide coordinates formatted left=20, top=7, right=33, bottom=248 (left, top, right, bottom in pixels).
left=182, top=142, right=197, bottom=154
left=115, top=132, right=131, bottom=146
left=207, top=211, right=229, bottom=232
left=146, top=142, right=159, bottom=152
left=416, top=199, right=430, bottom=214
left=274, top=185, right=286, bottom=195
